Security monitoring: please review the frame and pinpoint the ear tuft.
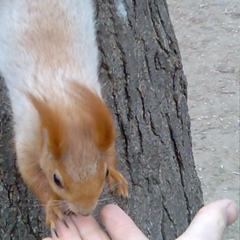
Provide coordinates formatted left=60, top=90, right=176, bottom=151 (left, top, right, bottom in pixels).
left=27, top=94, right=65, bottom=158
left=91, top=95, right=115, bottom=150
left=71, top=82, right=115, bottom=150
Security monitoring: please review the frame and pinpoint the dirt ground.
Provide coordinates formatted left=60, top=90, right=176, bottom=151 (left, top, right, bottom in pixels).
left=167, top=0, right=240, bottom=239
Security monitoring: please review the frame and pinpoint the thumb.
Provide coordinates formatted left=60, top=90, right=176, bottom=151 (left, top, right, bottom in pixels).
left=176, top=199, right=239, bottom=240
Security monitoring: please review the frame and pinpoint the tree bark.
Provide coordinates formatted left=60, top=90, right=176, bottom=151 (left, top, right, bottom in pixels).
left=0, top=1, right=203, bottom=239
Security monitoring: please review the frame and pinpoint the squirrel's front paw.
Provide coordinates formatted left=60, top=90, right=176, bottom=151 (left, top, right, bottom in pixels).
left=46, top=199, right=64, bottom=231
left=107, top=168, right=128, bottom=198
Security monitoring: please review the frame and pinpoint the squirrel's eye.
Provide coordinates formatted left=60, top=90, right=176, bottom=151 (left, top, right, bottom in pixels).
left=53, top=173, right=63, bottom=188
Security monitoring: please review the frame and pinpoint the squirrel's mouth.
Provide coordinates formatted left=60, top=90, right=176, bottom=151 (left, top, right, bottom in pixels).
left=64, top=209, right=75, bottom=215
left=58, top=200, right=74, bottom=215
left=60, top=200, right=96, bottom=216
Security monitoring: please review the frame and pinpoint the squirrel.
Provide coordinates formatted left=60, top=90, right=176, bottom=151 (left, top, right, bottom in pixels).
left=0, top=0, right=128, bottom=231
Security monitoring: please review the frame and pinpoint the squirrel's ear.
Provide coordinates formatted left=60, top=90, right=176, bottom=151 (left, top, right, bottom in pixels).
left=28, top=94, right=65, bottom=158
left=71, top=82, right=115, bottom=150
left=90, top=95, right=115, bottom=150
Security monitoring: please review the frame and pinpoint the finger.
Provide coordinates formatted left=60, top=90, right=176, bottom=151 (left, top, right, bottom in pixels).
left=71, top=214, right=110, bottom=240
left=52, top=215, right=81, bottom=240
left=176, top=199, right=239, bottom=240
left=100, top=204, right=148, bottom=240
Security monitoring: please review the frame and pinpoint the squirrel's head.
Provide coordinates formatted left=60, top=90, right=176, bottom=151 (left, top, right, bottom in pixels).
left=28, top=83, right=115, bottom=215
left=42, top=146, right=109, bottom=215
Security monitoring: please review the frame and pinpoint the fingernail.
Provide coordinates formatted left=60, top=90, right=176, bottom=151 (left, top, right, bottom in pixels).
left=226, top=202, right=239, bottom=226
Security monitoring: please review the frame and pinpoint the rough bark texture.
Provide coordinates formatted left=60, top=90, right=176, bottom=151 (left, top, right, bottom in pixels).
left=0, top=1, right=203, bottom=239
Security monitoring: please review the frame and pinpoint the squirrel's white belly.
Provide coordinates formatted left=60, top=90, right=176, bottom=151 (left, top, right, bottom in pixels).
left=0, top=0, right=100, bottom=124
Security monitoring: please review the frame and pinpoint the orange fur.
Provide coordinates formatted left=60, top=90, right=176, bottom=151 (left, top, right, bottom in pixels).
left=70, top=82, right=116, bottom=150
left=22, top=1, right=73, bottom=69
left=28, top=82, right=115, bottom=158
left=25, top=83, right=128, bottom=229
left=28, top=94, right=66, bottom=159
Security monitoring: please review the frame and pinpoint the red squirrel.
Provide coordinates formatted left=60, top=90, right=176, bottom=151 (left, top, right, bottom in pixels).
left=0, top=0, right=128, bottom=230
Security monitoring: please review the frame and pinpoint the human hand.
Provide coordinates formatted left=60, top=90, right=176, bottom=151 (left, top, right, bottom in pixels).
left=43, top=199, right=239, bottom=240
left=176, top=199, right=239, bottom=240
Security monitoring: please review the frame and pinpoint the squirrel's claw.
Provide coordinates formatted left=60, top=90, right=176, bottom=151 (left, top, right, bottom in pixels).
left=52, top=228, right=59, bottom=238
left=46, top=199, right=65, bottom=232
left=107, top=168, right=128, bottom=198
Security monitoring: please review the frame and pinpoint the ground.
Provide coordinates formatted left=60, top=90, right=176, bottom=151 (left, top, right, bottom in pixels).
left=167, top=0, right=240, bottom=239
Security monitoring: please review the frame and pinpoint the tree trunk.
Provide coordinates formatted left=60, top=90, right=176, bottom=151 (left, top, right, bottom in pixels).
left=0, top=1, right=203, bottom=239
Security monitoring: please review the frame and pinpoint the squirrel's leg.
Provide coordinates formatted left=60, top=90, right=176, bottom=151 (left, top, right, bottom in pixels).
left=16, top=154, right=63, bottom=230
left=106, top=144, right=128, bottom=198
